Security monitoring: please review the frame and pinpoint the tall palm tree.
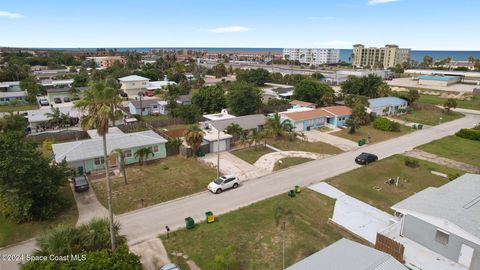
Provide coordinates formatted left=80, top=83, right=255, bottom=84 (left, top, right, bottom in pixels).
left=110, top=148, right=128, bottom=185
left=265, top=112, right=294, bottom=140
left=183, top=124, right=205, bottom=157
left=75, top=81, right=123, bottom=251
left=274, top=204, right=295, bottom=270
left=134, top=147, right=154, bottom=165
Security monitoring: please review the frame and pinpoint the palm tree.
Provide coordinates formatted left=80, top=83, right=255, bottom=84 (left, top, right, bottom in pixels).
left=110, top=148, right=127, bottom=185
left=346, top=118, right=360, bottom=134
left=225, top=123, right=243, bottom=142
left=274, top=204, right=295, bottom=270
left=75, top=81, right=123, bottom=251
left=134, top=147, right=154, bottom=165
left=183, top=124, right=205, bottom=157
left=265, top=112, right=294, bottom=140
left=45, top=107, right=62, bottom=128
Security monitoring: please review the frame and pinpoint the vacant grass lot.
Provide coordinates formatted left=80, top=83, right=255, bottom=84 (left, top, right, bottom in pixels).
left=0, top=104, right=38, bottom=112
left=327, top=155, right=464, bottom=212
left=417, top=135, right=480, bottom=167
left=331, top=124, right=412, bottom=144
left=92, top=156, right=216, bottom=214
left=161, top=190, right=363, bottom=269
left=0, top=185, right=78, bottom=247
left=267, top=138, right=342, bottom=154
left=231, top=146, right=274, bottom=164
left=419, top=94, right=480, bottom=110
left=396, top=104, right=464, bottom=126
left=274, top=157, right=313, bottom=171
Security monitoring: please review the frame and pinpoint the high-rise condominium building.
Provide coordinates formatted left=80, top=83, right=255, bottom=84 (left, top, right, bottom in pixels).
left=282, top=48, right=340, bottom=65
left=351, top=44, right=411, bottom=68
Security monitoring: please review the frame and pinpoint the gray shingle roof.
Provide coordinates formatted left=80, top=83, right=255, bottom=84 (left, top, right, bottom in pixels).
left=286, top=238, right=407, bottom=270
left=392, top=173, right=480, bottom=239
left=209, top=114, right=266, bottom=131
left=118, top=75, right=150, bottom=82
left=52, top=130, right=167, bottom=162
left=129, top=98, right=161, bottom=108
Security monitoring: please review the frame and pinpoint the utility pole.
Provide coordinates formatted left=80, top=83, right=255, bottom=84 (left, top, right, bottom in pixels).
left=217, top=128, right=220, bottom=178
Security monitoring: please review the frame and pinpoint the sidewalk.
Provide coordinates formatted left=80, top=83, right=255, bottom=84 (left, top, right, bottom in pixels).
left=199, top=151, right=269, bottom=180
left=404, top=149, right=480, bottom=174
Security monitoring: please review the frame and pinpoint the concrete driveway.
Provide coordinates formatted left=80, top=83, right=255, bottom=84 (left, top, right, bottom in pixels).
left=199, top=151, right=269, bottom=180
left=254, top=151, right=331, bottom=172
left=303, top=130, right=359, bottom=151
left=71, top=182, right=109, bottom=225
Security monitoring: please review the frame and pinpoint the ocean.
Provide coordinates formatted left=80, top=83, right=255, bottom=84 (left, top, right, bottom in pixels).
left=40, top=47, right=480, bottom=62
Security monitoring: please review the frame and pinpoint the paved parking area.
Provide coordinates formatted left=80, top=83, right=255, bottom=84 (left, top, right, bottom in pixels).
left=200, top=152, right=269, bottom=180
left=388, top=78, right=477, bottom=93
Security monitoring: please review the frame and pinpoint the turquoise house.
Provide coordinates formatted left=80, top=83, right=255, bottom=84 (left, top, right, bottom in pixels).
left=52, top=128, right=167, bottom=174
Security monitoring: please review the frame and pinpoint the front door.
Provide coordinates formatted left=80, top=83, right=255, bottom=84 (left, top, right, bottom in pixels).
left=458, top=244, right=474, bottom=268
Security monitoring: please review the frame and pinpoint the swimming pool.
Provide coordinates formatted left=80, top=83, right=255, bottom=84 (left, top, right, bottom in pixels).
left=417, top=75, right=460, bottom=81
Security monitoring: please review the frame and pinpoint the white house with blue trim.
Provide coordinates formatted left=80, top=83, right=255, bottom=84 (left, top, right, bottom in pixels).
left=367, top=97, right=408, bottom=116
left=279, top=106, right=352, bottom=131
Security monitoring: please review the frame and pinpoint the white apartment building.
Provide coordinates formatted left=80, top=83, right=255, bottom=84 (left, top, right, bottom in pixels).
left=352, top=44, right=410, bottom=68
left=283, top=48, right=340, bottom=65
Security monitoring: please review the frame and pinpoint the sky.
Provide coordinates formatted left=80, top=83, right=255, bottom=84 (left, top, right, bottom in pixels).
left=0, top=0, right=479, bottom=50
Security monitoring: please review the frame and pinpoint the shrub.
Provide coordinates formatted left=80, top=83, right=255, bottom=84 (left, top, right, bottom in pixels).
left=404, top=157, right=420, bottom=168
left=42, top=138, right=56, bottom=150
left=455, top=128, right=480, bottom=141
left=448, top=173, right=461, bottom=181
left=373, top=117, right=401, bottom=132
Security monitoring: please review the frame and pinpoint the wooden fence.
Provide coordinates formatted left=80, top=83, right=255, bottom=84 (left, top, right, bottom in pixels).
left=375, top=233, right=405, bottom=263
left=146, top=117, right=186, bottom=128
left=28, top=130, right=90, bottom=143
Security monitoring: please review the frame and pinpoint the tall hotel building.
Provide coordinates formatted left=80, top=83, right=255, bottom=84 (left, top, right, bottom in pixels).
left=352, top=44, right=410, bottom=68
left=282, top=48, right=340, bottom=65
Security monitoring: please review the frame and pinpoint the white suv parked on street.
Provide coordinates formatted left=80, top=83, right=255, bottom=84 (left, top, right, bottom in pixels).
left=207, top=175, right=239, bottom=194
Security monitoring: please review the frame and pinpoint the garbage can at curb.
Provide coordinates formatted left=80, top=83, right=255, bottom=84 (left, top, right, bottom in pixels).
left=288, top=190, right=296, bottom=197
left=295, top=185, right=302, bottom=193
left=185, top=217, right=195, bottom=229
left=205, top=211, right=215, bottom=223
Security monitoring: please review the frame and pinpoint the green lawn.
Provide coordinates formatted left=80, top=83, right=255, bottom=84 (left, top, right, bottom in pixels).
left=0, top=185, right=78, bottom=247
left=327, top=155, right=464, bottom=212
left=92, top=156, right=217, bottom=214
left=419, top=94, right=480, bottom=110
left=396, top=103, right=464, bottom=126
left=417, top=135, right=480, bottom=167
left=267, top=139, right=343, bottom=154
left=231, top=146, right=274, bottom=164
left=0, top=104, right=39, bottom=112
left=274, top=157, right=313, bottom=171
left=161, top=190, right=364, bottom=269
left=331, top=124, right=412, bottom=144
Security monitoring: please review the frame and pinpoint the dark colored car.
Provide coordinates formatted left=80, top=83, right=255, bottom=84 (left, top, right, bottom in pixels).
left=63, top=97, right=71, bottom=102
left=72, top=175, right=90, bottom=192
left=355, top=152, right=378, bottom=165
left=54, top=97, right=62, bottom=104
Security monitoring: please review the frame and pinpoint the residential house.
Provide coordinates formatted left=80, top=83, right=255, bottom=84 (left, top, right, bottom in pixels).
left=203, top=109, right=236, bottom=121
left=289, top=100, right=316, bottom=109
left=286, top=238, right=407, bottom=270
left=0, top=91, right=27, bottom=105
left=118, top=75, right=176, bottom=96
left=367, top=97, right=408, bottom=116
left=127, top=98, right=168, bottom=116
left=40, top=79, right=74, bottom=88
left=391, top=174, right=480, bottom=270
left=86, top=56, right=126, bottom=68
left=207, top=114, right=266, bottom=133
left=27, top=105, right=80, bottom=133
left=176, top=94, right=193, bottom=105
left=280, top=105, right=352, bottom=131
left=0, top=81, right=21, bottom=92
left=52, top=127, right=168, bottom=174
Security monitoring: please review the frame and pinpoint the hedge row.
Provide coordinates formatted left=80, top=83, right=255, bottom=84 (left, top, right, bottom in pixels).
left=373, top=117, right=401, bottom=132
left=455, top=128, right=480, bottom=141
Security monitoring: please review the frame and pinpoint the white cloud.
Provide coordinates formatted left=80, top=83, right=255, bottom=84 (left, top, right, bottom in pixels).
left=317, top=40, right=352, bottom=47
left=203, top=26, right=251, bottom=33
left=367, top=0, right=399, bottom=5
left=0, top=10, right=25, bottom=18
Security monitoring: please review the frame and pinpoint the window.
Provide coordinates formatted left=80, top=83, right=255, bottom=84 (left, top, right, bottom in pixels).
left=131, top=82, right=135, bottom=86
left=94, top=157, right=105, bottom=165
left=125, top=150, right=132, bottom=158
left=435, top=229, right=449, bottom=245
left=153, top=145, right=159, bottom=152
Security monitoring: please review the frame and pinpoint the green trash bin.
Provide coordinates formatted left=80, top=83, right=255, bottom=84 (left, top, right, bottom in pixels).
left=288, top=190, right=296, bottom=198
left=185, top=217, right=195, bottom=229
left=196, top=149, right=205, bottom=157
left=412, top=124, right=417, bottom=129
left=417, top=124, right=423, bottom=130
left=358, top=138, right=366, bottom=146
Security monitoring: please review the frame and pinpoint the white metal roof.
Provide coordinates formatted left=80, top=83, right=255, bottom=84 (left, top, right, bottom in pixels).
left=0, top=91, right=26, bottom=98
left=27, top=105, right=80, bottom=123
left=146, top=80, right=176, bottom=90
left=392, top=173, right=480, bottom=241
left=52, top=129, right=167, bottom=162
left=0, top=81, right=20, bottom=88
left=286, top=238, right=407, bottom=270
left=118, top=75, right=150, bottom=82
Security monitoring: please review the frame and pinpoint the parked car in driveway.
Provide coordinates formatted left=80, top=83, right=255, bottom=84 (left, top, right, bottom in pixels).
left=39, top=99, right=49, bottom=106
left=355, top=152, right=378, bottom=165
left=63, top=96, right=71, bottom=102
left=54, top=97, right=62, bottom=104
left=145, top=90, right=154, bottom=97
left=72, top=175, right=90, bottom=192
left=159, top=263, right=181, bottom=270
left=208, top=175, right=239, bottom=194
